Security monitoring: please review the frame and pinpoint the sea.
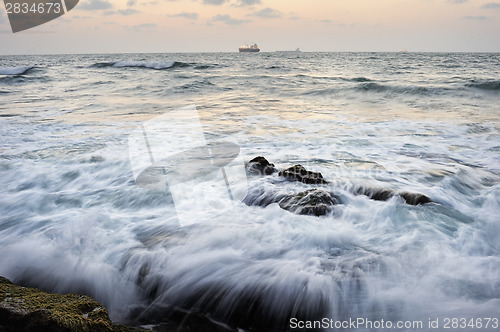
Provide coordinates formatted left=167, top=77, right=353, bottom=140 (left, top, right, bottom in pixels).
left=0, top=52, right=499, bottom=331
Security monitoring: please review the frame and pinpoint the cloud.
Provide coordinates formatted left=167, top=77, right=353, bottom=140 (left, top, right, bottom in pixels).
left=72, top=15, right=92, bottom=19
left=168, top=12, right=199, bottom=20
left=103, top=8, right=140, bottom=16
left=128, top=23, right=157, bottom=30
left=235, top=0, right=261, bottom=6
left=203, top=0, right=227, bottom=5
left=482, top=2, right=500, bottom=9
left=78, top=0, right=113, bottom=10
left=117, top=9, right=141, bottom=15
left=464, top=15, right=487, bottom=20
left=252, top=7, right=282, bottom=18
left=135, top=1, right=160, bottom=5
left=448, top=0, right=468, bottom=3
left=212, top=14, right=250, bottom=25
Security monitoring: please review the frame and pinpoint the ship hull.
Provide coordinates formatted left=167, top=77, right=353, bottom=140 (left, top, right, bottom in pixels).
left=239, top=48, right=260, bottom=53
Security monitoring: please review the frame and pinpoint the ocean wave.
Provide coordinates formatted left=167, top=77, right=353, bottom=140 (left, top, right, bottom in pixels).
left=343, top=76, right=373, bottom=82
left=194, top=64, right=219, bottom=70
left=465, top=79, right=500, bottom=91
left=0, top=76, right=26, bottom=84
left=0, top=66, right=34, bottom=76
left=266, top=65, right=284, bottom=70
left=177, top=80, right=216, bottom=90
left=358, top=82, right=451, bottom=96
left=91, top=61, right=190, bottom=70
left=293, top=74, right=373, bottom=82
left=357, top=82, right=388, bottom=92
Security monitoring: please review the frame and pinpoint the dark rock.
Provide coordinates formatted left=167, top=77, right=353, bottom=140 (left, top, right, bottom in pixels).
left=145, top=311, right=232, bottom=332
left=279, top=189, right=340, bottom=216
left=134, top=283, right=328, bottom=332
left=398, top=192, right=432, bottom=205
left=355, top=187, right=432, bottom=206
left=243, top=187, right=340, bottom=217
left=0, top=276, right=145, bottom=332
left=278, top=165, right=328, bottom=185
left=89, top=156, right=104, bottom=163
left=0, top=277, right=11, bottom=285
left=355, top=187, right=394, bottom=201
left=246, top=156, right=278, bottom=176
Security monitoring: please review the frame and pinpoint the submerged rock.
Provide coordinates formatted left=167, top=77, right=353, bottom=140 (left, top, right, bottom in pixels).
left=355, top=187, right=432, bottom=205
left=279, top=189, right=340, bottom=216
left=246, top=156, right=278, bottom=176
left=278, top=165, right=328, bottom=185
left=355, top=187, right=394, bottom=201
left=398, top=192, right=433, bottom=205
left=243, top=188, right=289, bottom=208
left=0, top=277, right=142, bottom=332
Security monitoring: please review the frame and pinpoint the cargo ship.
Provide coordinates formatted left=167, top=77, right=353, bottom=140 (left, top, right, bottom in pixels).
left=239, top=43, right=260, bottom=53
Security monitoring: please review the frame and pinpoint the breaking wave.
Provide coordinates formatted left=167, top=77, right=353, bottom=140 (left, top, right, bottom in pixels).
left=194, top=64, right=221, bottom=70
left=303, top=82, right=447, bottom=97
left=465, top=79, right=500, bottom=91
left=342, top=76, right=373, bottom=82
left=91, top=61, right=190, bottom=70
left=0, top=66, right=34, bottom=76
left=355, top=82, right=447, bottom=95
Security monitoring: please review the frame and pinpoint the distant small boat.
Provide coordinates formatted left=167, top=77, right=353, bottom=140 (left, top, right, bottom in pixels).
left=399, top=49, right=408, bottom=53
left=239, top=43, right=260, bottom=53
left=276, top=48, right=301, bottom=53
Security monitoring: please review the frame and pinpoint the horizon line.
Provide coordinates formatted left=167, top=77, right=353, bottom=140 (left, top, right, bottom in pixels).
left=2, top=50, right=500, bottom=56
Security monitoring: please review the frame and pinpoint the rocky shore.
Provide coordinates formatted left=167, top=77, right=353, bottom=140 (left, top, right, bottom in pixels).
left=0, top=277, right=231, bottom=332
left=0, top=276, right=142, bottom=332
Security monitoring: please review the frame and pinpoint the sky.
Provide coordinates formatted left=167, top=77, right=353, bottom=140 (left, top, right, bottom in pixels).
left=1, top=0, right=500, bottom=54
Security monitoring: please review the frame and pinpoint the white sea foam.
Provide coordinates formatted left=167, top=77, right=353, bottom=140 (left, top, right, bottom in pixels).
left=1, top=112, right=498, bottom=329
left=0, top=66, right=33, bottom=75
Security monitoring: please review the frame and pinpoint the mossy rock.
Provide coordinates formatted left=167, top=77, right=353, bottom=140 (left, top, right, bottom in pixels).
left=0, top=277, right=12, bottom=285
left=0, top=277, right=145, bottom=332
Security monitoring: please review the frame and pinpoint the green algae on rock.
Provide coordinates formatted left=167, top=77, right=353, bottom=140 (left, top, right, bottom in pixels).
left=0, top=277, right=141, bottom=332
